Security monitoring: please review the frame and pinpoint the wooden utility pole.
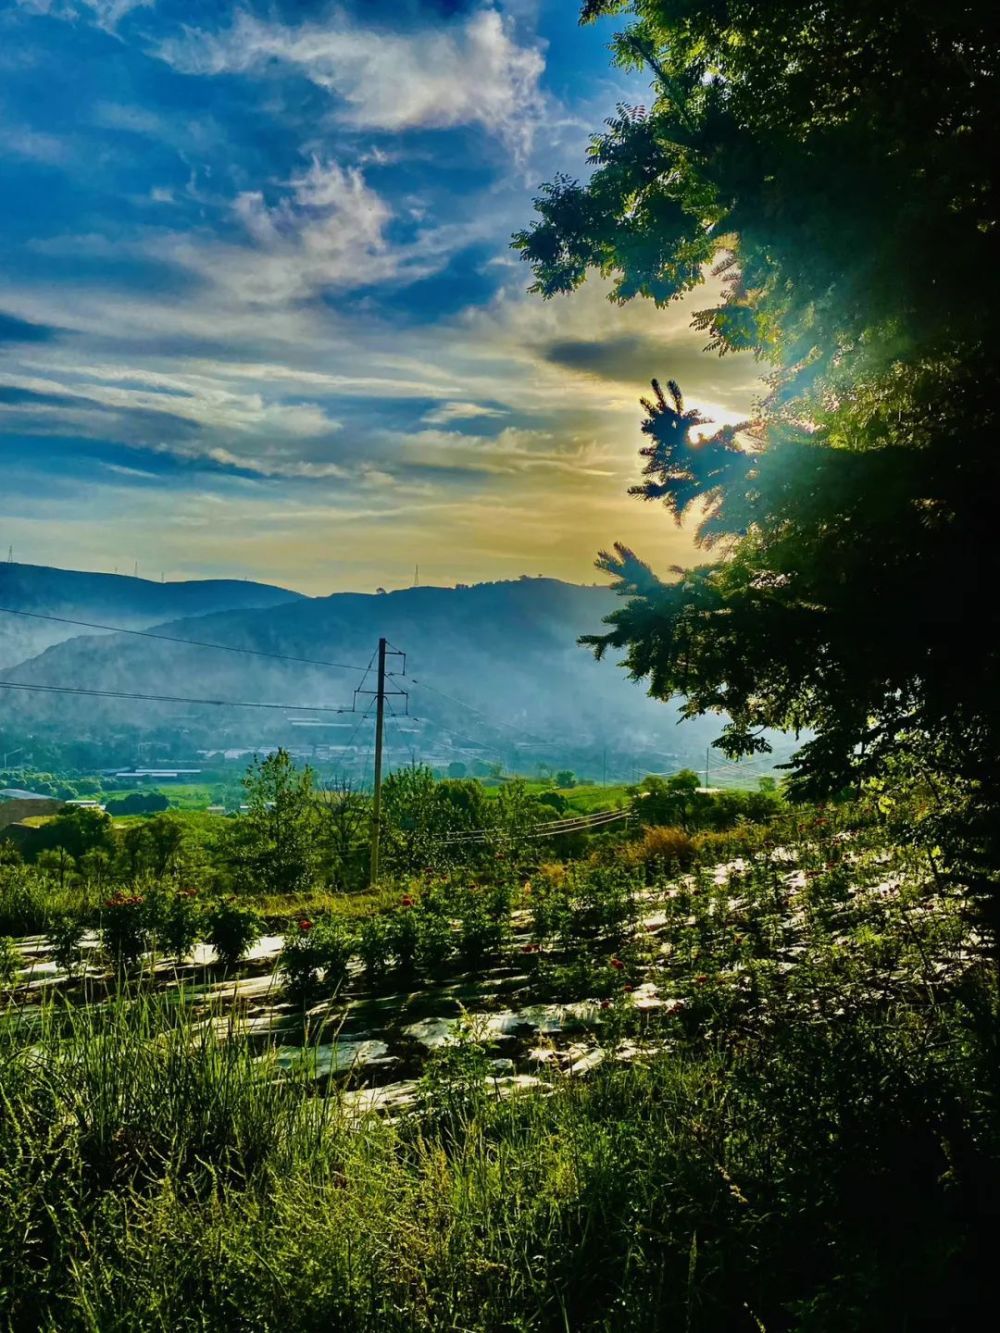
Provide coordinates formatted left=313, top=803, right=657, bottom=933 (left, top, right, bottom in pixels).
left=369, top=636, right=388, bottom=886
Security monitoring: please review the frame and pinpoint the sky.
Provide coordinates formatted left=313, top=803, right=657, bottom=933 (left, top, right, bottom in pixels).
left=0, top=0, right=762, bottom=595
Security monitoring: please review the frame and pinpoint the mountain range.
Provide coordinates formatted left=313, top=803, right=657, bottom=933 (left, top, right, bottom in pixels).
left=0, top=563, right=786, bottom=781
left=0, top=562, right=301, bottom=670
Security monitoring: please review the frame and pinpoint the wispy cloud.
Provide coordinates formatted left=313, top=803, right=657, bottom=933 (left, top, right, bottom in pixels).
left=155, top=6, right=547, bottom=156
left=16, top=0, right=153, bottom=36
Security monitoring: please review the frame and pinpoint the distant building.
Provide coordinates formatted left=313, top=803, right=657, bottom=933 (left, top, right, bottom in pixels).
left=0, top=790, right=64, bottom=830
left=0, top=788, right=53, bottom=802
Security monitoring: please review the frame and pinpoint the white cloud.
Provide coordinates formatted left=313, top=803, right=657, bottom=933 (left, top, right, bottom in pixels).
left=0, top=120, right=68, bottom=164
left=16, top=0, right=152, bottom=34
left=158, top=157, right=484, bottom=308
left=156, top=6, right=547, bottom=155
left=0, top=364, right=341, bottom=443
left=422, top=401, right=507, bottom=425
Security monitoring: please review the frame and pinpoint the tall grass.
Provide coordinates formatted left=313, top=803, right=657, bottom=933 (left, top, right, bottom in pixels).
left=2, top=954, right=998, bottom=1331
left=2, top=812, right=999, bottom=1330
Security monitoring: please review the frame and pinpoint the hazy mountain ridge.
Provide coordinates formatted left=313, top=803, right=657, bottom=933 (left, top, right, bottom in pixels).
left=0, top=562, right=305, bottom=670
left=2, top=576, right=739, bottom=771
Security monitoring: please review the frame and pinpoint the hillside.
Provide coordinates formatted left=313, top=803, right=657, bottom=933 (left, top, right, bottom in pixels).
left=0, top=562, right=304, bottom=669
left=1, top=577, right=764, bottom=777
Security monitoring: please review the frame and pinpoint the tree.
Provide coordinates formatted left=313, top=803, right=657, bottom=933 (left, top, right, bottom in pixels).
left=221, top=750, right=319, bottom=897
left=36, top=846, right=75, bottom=891
left=105, top=792, right=169, bottom=816
left=515, top=2, right=1000, bottom=924
left=34, top=807, right=114, bottom=862
left=555, top=770, right=576, bottom=789
left=316, top=777, right=370, bottom=891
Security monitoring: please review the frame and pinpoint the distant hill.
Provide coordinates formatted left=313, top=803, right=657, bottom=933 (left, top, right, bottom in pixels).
left=0, top=562, right=304, bottom=669
left=1, top=576, right=786, bottom=778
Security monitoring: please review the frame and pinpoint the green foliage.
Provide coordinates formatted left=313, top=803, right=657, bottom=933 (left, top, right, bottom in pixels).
left=456, top=887, right=508, bottom=968
left=0, top=863, right=55, bottom=934
left=0, top=935, right=20, bottom=988
left=104, top=791, right=169, bottom=816
left=119, top=812, right=189, bottom=881
left=47, top=913, right=87, bottom=977
left=220, top=749, right=319, bottom=897
left=357, top=913, right=393, bottom=981
left=279, top=915, right=354, bottom=1002
left=99, top=892, right=149, bottom=970
left=205, top=898, right=263, bottom=972
left=517, top=0, right=1000, bottom=922
left=149, top=886, right=204, bottom=963
left=32, top=806, right=115, bottom=862
left=2, top=814, right=1000, bottom=1327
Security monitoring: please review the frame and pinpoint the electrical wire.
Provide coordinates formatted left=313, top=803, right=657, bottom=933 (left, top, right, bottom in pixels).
left=406, top=676, right=554, bottom=744
left=0, top=604, right=368, bottom=674
left=0, top=679, right=355, bottom=714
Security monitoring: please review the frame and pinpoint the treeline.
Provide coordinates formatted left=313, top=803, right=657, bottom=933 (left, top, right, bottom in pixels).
left=0, top=751, right=784, bottom=934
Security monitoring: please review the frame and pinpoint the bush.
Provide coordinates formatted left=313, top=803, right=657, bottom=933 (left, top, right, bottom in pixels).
left=415, top=901, right=453, bottom=973
left=47, top=913, right=87, bottom=977
left=387, top=900, right=419, bottom=973
left=625, top=825, right=697, bottom=877
left=104, top=792, right=170, bottom=816
left=100, top=892, right=149, bottom=970
left=357, top=914, right=393, bottom=981
left=279, top=915, right=355, bottom=1002
left=205, top=899, right=263, bottom=972
left=151, top=888, right=204, bottom=963
left=0, top=864, right=52, bottom=934
left=457, top=888, right=508, bottom=967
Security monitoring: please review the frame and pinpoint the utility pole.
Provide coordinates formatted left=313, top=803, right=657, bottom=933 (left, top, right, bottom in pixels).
left=704, top=745, right=710, bottom=789
left=360, top=637, right=407, bottom=886
left=369, top=637, right=387, bottom=886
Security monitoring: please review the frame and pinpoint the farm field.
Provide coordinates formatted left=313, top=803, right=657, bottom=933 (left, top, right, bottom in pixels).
left=2, top=790, right=996, bottom=1330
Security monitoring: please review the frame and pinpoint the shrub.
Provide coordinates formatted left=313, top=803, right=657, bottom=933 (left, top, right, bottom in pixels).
left=205, top=898, right=263, bottom=972
left=279, top=915, right=355, bottom=1002
left=416, top=902, right=453, bottom=973
left=0, top=864, right=52, bottom=935
left=357, top=914, right=393, bottom=981
left=155, top=889, right=204, bottom=964
left=100, top=892, right=149, bottom=970
left=47, top=913, right=87, bottom=977
left=387, top=902, right=419, bottom=973
left=626, top=825, right=697, bottom=877
left=562, top=865, right=638, bottom=946
left=457, top=889, right=508, bottom=967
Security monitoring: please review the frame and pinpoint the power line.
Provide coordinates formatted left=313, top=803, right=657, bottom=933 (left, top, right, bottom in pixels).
left=331, top=695, right=377, bottom=759
left=0, top=679, right=355, bottom=715
left=406, top=676, right=553, bottom=744
left=0, top=605, right=368, bottom=674
left=436, top=805, right=632, bottom=845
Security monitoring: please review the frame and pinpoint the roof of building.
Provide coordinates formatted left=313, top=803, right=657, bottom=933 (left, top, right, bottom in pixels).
left=0, top=788, right=56, bottom=802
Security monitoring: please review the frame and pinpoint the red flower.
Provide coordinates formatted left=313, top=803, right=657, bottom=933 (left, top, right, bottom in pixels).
left=600, top=998, right=612, bottom=1010
left=623, top=984, right=634, bottom=993
left=298, top=919, right=313, bottom=932
left=399, top=895, right=415, bottom=908
left=609, top=957, right=624, bottom=971
left=522, top=943, right=539, bottom=954
left=694, top=973, right=709, bottom=986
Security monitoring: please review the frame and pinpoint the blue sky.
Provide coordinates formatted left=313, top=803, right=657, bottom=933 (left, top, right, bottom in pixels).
left=0, top=0, right=761, bottom=593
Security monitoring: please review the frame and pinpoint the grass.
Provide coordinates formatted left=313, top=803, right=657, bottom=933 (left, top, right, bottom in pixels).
left=2, top=810, right=999, bottom=1330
